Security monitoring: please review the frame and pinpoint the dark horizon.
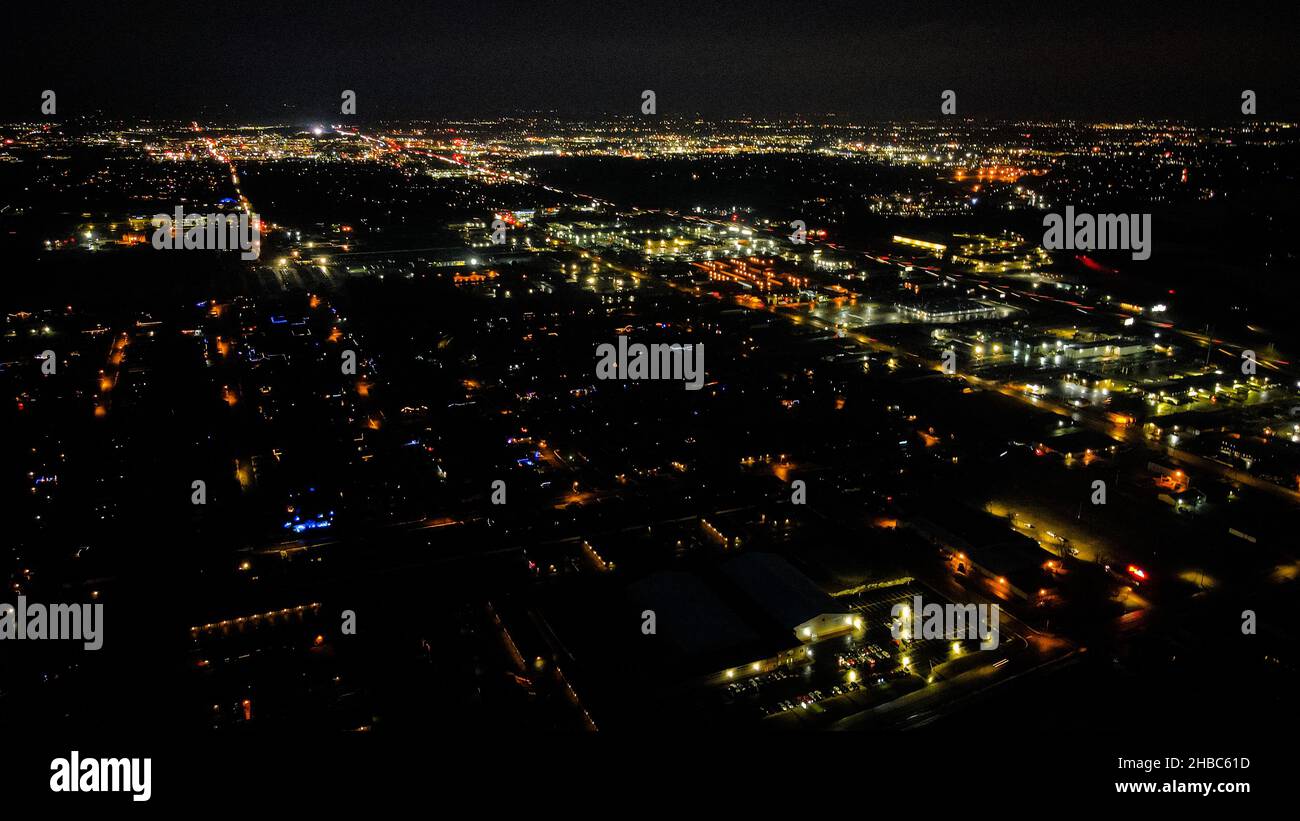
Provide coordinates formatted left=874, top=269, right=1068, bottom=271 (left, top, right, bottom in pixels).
left=5, top=0, right=1300, bottom=121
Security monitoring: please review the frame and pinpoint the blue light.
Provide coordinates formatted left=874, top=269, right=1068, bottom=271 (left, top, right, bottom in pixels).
left=291, top=519, right=333, bottom=534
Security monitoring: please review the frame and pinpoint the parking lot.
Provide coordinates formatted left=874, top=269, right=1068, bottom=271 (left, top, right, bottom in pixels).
left=716, top=584, right=992, bottom=725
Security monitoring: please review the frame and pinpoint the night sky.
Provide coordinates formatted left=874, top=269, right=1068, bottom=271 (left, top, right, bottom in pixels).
left=4, top=0, right=1300, bottom=120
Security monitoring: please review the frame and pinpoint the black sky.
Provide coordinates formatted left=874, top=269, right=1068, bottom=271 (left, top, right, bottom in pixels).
left=5, top=0, right=1300, bottom=121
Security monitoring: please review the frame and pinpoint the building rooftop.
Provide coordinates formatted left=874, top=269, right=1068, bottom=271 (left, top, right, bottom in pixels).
left=718, top=552, right=848, bottom=634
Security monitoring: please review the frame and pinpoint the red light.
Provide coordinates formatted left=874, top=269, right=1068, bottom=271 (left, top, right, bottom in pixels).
left=1127, top=565, right=1146, bottom=580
